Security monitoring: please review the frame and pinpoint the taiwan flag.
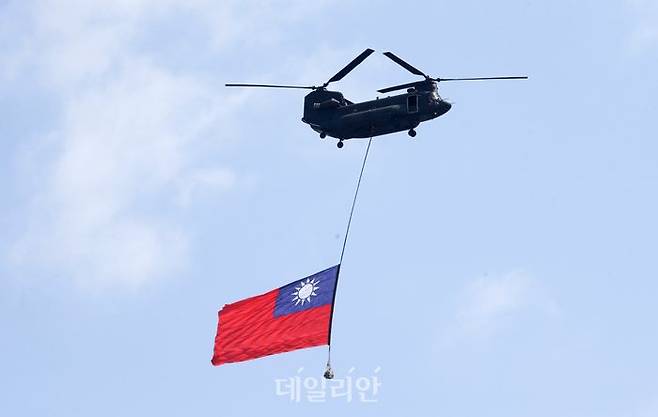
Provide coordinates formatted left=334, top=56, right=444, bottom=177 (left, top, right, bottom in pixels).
left=211, top=265, right=340, bottom=366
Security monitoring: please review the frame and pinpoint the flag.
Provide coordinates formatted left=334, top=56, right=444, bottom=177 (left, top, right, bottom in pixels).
left=211, top=265, right=339, bottom=366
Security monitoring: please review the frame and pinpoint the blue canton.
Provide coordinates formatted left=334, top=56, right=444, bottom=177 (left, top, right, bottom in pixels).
left=273, top=265, right=339, bottom=318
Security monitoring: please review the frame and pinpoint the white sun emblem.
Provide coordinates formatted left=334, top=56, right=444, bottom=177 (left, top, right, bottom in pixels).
left=292, top=278, right=320, bottom=306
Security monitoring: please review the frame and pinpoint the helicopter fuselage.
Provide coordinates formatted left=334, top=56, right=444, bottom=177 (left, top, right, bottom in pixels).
left=301, top=82, right=451, bottom=141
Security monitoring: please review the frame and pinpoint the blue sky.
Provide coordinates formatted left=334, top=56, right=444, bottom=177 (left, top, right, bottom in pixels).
left=1, top=0, right=658, bottom=416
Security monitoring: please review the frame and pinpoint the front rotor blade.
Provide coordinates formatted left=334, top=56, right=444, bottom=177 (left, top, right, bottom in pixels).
left=435, top=76, right=528, bottom=82
left=225, top=83, right=316, bottom=89
left=326, top=48, right=375, bottom=85
left=377, top=81, right=422, bottom=94
left=382, top=52, right=426, bottom=77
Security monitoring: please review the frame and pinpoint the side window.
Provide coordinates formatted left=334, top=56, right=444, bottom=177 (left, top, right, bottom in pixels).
left=407, top=95, right=418, bottom=113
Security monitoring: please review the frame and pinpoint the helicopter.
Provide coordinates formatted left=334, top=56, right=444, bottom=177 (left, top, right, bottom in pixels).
left=226, top=49, right=527, bottom=148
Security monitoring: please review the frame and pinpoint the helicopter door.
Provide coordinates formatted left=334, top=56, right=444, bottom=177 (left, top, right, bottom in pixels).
left=407, top=95, right=418, bottom=113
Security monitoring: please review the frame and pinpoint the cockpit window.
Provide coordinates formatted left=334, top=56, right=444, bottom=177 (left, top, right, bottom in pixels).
left=431, top=91, right=440, bottom=101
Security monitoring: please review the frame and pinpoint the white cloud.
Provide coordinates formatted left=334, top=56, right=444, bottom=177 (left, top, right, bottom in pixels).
left=11, top=59, right=218, bottom=288
left=439, top=270, right=559, bottom=346
left=626, top=0, right=658, bottom=51
left=198, top=0, right=333, bottom=50
left=177, top=168, right=237, bottom=207
left=4, top=0, right=333, bottom=289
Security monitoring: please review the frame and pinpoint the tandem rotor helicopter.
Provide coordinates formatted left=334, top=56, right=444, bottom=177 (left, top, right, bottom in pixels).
left=227, top=49, right=527, bottom=148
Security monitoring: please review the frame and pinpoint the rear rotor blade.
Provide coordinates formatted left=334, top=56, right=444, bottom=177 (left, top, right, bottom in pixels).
left=377, top=81, right=422, bottom=94
left=225, top=83, right=316, bottom=89
left=326, top=48, right=375, bottom=85
left=435, top=76, right=528, bottom=82
left=382, top=52, right=426, bottom=77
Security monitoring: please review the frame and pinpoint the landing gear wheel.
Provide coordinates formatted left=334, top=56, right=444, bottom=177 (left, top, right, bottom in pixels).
left=408, top=129, right=417, bottom=138
left=337, top=141, right=344, bottom=149
left=320, top=132, right=326, bottom=139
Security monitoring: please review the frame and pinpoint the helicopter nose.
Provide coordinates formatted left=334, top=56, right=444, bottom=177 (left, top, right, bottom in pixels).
left=441, top=101, right=452, bottom=114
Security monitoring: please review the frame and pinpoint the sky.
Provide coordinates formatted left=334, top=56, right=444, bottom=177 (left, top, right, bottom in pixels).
left=1, top=0, right=658, bottom=416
